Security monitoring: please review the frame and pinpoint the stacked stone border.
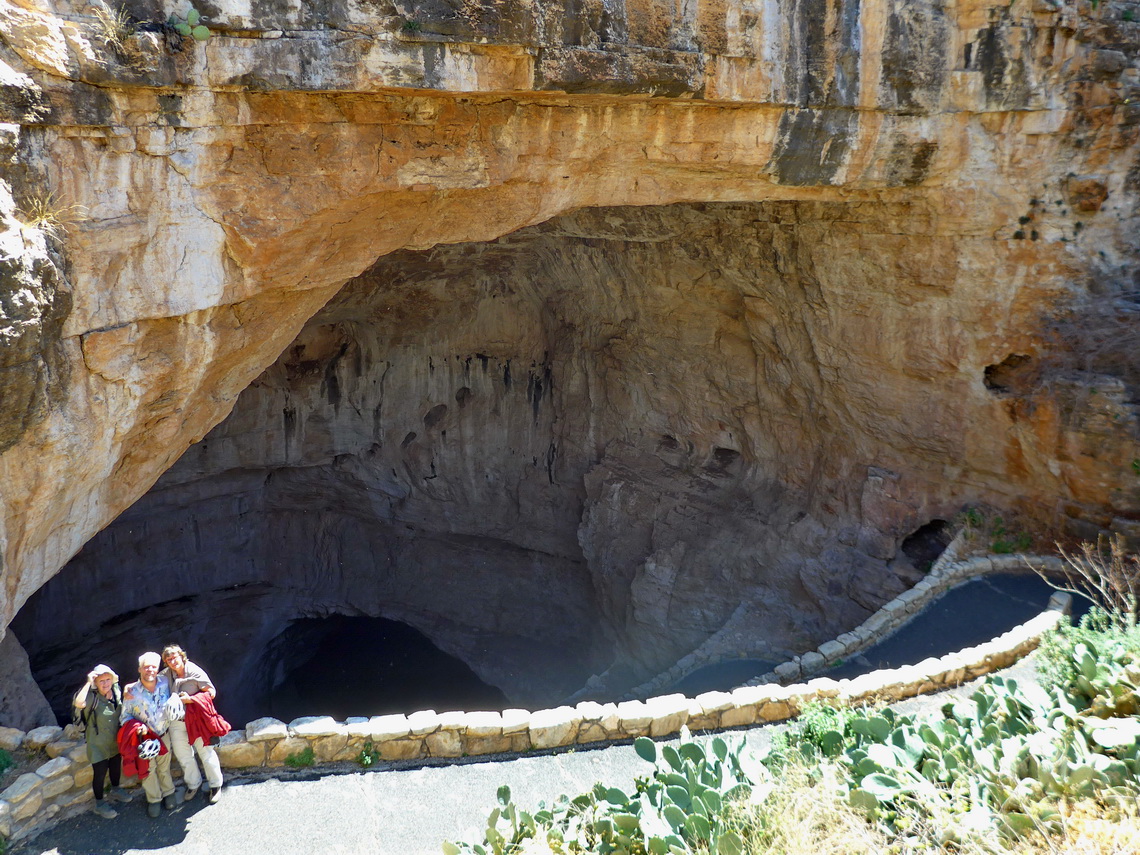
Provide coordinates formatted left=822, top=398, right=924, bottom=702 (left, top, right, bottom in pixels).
left=0, top=554, right=1069, bottom=846
left=746, top=549, right=1066, bottom=687
left=622, top=540, right=1063, bottom=698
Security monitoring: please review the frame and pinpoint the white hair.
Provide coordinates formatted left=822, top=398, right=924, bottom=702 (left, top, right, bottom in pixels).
left=138, top=651, right=161, bottom=668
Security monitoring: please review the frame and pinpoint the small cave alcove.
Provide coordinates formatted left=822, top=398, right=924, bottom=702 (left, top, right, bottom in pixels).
left=900, top=519, right=953, bottom=573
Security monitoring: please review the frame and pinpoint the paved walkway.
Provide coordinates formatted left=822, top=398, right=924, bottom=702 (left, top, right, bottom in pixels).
left=15, top=658, right=1039, bottom=855
left=18, top=571, right=1067, bottom=854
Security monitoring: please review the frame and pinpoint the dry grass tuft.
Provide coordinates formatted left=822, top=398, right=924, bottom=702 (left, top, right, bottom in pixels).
left=1010, top=797, right=1140, bottom=855
left=715, top=759, right=1140, bottom=855
left=91, top=0, right=146, bottom=66
left=17, top=192, right=88, bottom=238
left=718, top=760, right=891, bottom=855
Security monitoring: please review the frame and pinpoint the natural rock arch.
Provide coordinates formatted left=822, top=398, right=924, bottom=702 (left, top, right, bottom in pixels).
left=0, top=0, right=1137, bottom=723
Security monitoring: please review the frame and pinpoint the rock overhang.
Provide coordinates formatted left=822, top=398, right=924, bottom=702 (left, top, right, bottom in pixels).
left=0, top=0, right=1137, bottom=721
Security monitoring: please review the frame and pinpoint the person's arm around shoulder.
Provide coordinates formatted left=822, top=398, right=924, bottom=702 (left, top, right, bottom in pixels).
left=186, top=661, right=217, bottom=700
left=120, top=681, right=146, bottom=726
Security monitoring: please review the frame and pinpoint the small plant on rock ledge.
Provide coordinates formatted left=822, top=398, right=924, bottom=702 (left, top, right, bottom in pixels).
left=357, top=739, right=380, bottom=767
left=16, top=191, right=88, bottom=239
left=958, top=506, right=1035, bottom=555
left=284, top=745, right=315, bottom=768
left=92, top=1, right=143, bottom=61
left=167, top=6, right=211, bottom=42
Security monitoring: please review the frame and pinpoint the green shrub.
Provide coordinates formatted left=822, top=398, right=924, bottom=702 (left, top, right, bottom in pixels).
left=1038, top=608, right=1140, bottom=692
left=770, top=700, right=862, bottom=764
left=357, top=740, right=379, bottom=768
left=445, top=731, right=762, bottom=854
left=284, top=746, right=314, bottom=768
left=0, top=747, right=12, bottom=776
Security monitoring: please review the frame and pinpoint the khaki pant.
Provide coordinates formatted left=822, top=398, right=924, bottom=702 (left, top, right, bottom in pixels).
left=167, top=719, right=223, bottom=790
left=140, top=736, right=175, bottom=804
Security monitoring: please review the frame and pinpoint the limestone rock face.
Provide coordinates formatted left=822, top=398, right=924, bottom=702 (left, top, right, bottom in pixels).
left=0, top=0, right=1138, bottom=715
left=0, top=631, right=54, bottom=730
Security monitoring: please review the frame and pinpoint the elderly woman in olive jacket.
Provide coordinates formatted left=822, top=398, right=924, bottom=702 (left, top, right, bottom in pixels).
left=72, top=664, right=130, bottom=819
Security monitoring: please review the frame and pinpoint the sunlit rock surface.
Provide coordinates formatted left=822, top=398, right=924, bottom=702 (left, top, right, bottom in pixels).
left=0, top=0, right=1138, bottom=718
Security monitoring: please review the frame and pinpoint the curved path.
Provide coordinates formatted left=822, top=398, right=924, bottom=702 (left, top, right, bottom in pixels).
left=15, top=657, right=1044, bottom=855
left=15, top=568, right=1071, bottom=854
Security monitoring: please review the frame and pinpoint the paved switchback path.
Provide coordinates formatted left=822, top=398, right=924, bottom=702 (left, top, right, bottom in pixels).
left=16, top=659, right=1040, bottom=855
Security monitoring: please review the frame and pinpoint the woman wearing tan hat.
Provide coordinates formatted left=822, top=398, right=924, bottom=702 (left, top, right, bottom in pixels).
left=72, top=664, right=130, bottom=819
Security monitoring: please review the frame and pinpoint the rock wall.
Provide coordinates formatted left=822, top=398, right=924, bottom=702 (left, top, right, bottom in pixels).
left=0, top=0, right=1138, bottom=718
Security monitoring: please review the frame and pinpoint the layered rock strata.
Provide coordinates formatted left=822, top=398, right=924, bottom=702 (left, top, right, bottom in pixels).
left=0, top=0, right=1138, bottom=718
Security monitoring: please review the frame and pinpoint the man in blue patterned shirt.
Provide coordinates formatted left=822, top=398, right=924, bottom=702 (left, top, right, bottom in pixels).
left=121, top=652, right=177, bottom=817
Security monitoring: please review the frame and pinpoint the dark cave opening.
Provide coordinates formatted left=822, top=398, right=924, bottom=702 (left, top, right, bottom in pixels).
left=900, top=519, right=953, bottom=572
left=983, top=354, right=1035, bottom=396
left=263, top=615, right=509, bottom=722
left=14, top=584, right=513, bottom=728
left=7, top=201, right=989, bottom=730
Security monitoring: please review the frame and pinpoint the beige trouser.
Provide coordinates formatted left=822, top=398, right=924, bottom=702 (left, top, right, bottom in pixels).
left=167, top=719, right=223, bottom=790
left=140, top=737, right=175, bottom=804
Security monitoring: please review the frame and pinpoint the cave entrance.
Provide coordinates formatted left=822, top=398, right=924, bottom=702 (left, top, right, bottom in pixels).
left=9, top=200, right=965, bottom=728
left=264, top=616, right=509, bottom=722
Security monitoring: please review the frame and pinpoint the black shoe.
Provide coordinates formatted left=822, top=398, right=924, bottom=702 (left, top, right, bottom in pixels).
left=208, top=787, right=221, bottom=804
left=147, top=801, right=161, bottom=819
left=162, top=794, right=176, bottom=810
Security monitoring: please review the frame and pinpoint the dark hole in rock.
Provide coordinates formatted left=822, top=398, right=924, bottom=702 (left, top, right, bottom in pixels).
left=264, top=616, right=509, bottom=722
left=983, top=354, right=1035, bottom=396
left=401, top=431, right=417, bottom=447
left=657, top=435, right=680, bottom=451
left=706, top=446, right=741, bottom=474
left=900, top=519, right=952, bottom=571
left=423, top=404, right=448, bottom=429
left=455, top=386, right=472, bottom=407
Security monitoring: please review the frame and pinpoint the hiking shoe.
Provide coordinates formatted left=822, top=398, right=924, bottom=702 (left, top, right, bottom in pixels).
left=162, top=794, right=176, bottom=811
left=208, top=787, right=221, bottom=804
left=92, top=801, right=117, bottom=820
left=147, top=801, right=161, bottom=819
left=184, top=785, right=199, bottom=802
left=107, top=786, right=131, bottom=803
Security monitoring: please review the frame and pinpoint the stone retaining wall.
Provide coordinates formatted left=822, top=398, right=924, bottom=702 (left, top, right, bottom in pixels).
left=623, top=543, right=1063, bottom=699
left=617, top=531, right=972, bottom=700
left=0, top=568, right=1069, bottom=846
left=748, top=552, right=1065, bottom=687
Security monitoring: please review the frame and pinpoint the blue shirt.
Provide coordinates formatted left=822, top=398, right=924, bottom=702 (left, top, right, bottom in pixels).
left=120, top=675, right=173, bottom=735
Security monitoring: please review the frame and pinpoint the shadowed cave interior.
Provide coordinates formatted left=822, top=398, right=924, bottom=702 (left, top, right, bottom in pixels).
left=14, top=201, right=979, bottom=725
